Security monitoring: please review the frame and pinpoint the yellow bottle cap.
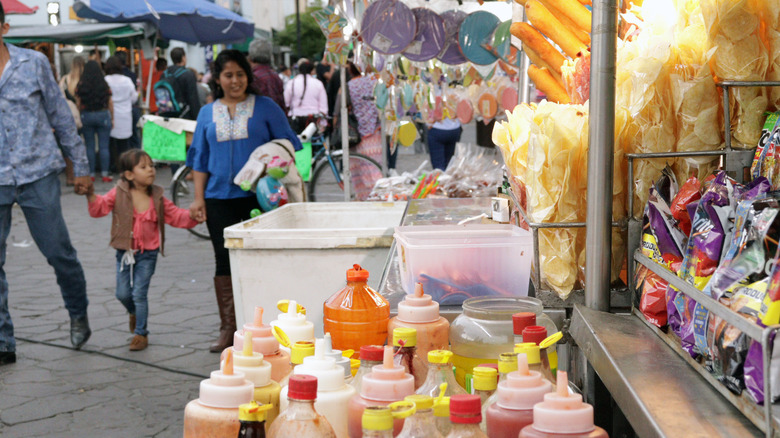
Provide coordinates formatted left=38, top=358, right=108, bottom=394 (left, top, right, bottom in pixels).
left=388, top=400, right=416, bottom=420
left=405, top=394, right=434, bottom=411
left=514, top=342, right=541, bottom=364
left=427, top=349, right=453, bottom=364
left=238, top=402, right=273, bottom=422
left=393, top=327, right=417, bottom=347
left=272, top=325, right=291, bottom=348
left=498, top=352, right=519, bottom=374
left=276, top=299, right=306, bottom=315
left=473, top=366, right=498, bottom=391
left=291, top=341, right=315, bottom=364
left=433, top=396, right=450, bottom=418
left=362, top=406, right=393, bottom=431
left=540, top=332, right=563, bottom=349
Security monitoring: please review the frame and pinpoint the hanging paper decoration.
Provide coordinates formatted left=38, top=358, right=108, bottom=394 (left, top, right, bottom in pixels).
left=312, top=6, right=350, bottom=64
left=403, top=8, right=447, bottom=62
left=438, top=10, right=468, bottom=65
left=459, top=11, right=501, bottom=66
left=361, top=0, right=416, bottom=55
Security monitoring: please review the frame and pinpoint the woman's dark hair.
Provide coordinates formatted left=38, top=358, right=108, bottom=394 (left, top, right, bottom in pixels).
left=294, top=61, right=315, bottom=107
left=76, top=60, right=110, bottom=110
left=209, top=49, right=255, bottom=100
left=347, top=62, right=361, bottom=79
left=118, top=149, right=154, bottom=194
left=104, top=55, right=123, bottom=75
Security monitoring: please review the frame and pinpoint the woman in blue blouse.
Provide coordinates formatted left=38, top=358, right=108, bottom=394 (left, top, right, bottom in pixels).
left=186, top=50, right=301, bottom=352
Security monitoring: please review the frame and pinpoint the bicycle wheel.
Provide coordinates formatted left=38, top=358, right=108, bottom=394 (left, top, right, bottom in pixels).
left=170, top=166, right=210, bottom=239
left=309, top=151, right=384, bottom=202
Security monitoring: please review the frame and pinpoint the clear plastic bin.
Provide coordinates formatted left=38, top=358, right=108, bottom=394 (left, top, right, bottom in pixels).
left=393, top=224, right=533, bottom=305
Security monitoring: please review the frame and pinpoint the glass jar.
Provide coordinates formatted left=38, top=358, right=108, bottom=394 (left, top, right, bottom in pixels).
left=449, top=297, right=556, bottom=386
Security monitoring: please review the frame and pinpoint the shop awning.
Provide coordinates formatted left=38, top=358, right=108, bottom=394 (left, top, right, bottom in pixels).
left=4, top=23, right=144, bottom=45
left=1, top=0, right=38, bottom=15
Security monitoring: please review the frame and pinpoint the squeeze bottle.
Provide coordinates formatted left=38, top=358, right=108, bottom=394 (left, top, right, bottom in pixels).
left=397, top=395, right=443, bottom=438
left=238, top=401, right=273, bottom=438
left=523, top=326, right=558, bottom=378
left=482, top=352, right=518, bottom=421
left=184, top=350, right=254, bottom=438
left=392, top=327, right=428, bottom=389
left=229, top=331, right=281, bottom=425
left=445, top=395, right=487, bottom=438
left=514, top=343, right=549, bottom=382
left=280, top=338, right=357, bottom=438
left=519, top=371, right=608, bottom=438
left=362, top=402, right=416, bottom=438
left=416, top=350, right=467, bottom=398
left=513, top=313, right=536, bottom=345
left=388, top=283, right=450, bottom=361
left=324, top=264, right=390, bottom=352
left=323, top=332, right=354, bottom=383
left=268, top=374, right=337, bottom=438
left=232, top=307, right=292, bottom=382
left=270, top=300, right=315, bottom=351
left=485, top=353, right=552, bottom=438
left=279, top=340, right=316, bottom=387
left=433, top=396, right=451, bottom=437
left=471, top=367, right=497, bottom=404
left=348, top=346, right=415, bottom=438
left=352, top=345, right=384, bottom=394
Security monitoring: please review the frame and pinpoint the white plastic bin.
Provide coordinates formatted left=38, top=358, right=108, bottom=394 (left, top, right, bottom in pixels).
left=225, top=202, right=406, bottom=334
left=394, top=224, right=533, bottom=306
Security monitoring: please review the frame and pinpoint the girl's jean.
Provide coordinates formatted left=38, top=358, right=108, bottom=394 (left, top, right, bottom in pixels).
left=81, top=110, right=111, bottom=176
left=427, top=126, right=462, bottom=171
left=116, top=249, right=159, bottom=337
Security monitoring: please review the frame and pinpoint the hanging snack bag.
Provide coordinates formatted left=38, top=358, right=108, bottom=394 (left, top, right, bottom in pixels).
left=670, top=177, right=702, bottom=237
left=751, top=112, right=780, bottom=181
left=744, top=332, right=780, bottom=405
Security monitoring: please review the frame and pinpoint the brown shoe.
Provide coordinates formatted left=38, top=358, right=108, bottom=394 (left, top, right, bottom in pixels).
left=129, top=314, right=136, bottom=333
left=209, top=276, right=236, bottom=353
left=129, top=335, right=148, bottom=351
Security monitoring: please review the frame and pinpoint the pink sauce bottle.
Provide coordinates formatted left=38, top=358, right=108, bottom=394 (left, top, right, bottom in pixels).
left=183, top=350, right=255, bottom=438
left=231, top=307, right=292, bottom=382
left=347, top=346, right=415, bottom=438
left=352, top=345, right=385, bottom=395
left=388, top=283, right=450, bottom=361
left=485, top=353, right=552, bottom=438
left=267, top=374, right=337, bottom=437
left=519, top=371, right=608, bottom=438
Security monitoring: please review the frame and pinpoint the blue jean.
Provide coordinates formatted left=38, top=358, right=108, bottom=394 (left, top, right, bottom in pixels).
left=427, top=127, right=462, bottom=171
left=0, top=172, right=89, bottom=352
left=116, top=249, right=158, bottom=336
left=81, top=110, right=111, bottom=176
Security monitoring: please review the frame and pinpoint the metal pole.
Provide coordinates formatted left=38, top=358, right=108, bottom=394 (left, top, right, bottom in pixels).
left=145, top=36, right=157, bottom=110
left=295, top=0, right=302, bottom=60
left=340, top=67, right=351, bottom=200
left=519, top=6, right=531, bottom=104
left=585, top=0, right=617, bottom=312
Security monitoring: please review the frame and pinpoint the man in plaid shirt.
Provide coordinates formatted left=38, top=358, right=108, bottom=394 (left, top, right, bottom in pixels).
left=248, top=39, right=286, bottom=113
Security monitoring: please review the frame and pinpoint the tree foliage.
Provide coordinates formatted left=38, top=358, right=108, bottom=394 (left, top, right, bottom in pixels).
left=273, top=6, right=326, bottom=62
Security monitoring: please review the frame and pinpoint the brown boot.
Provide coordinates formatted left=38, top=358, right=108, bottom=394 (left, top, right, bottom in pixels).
left=129, top=335, right=148, bottom=351
left=129, top=314, right=136, bottom=333
left=210, top=276, right=236, bottom=353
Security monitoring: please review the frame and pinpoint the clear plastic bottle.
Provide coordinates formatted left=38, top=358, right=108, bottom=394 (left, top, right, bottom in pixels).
left=416, top=350, right=467, bottom=398
left=512, top=312, right=536, bottom=345
left=445, top=395, right=487, bottom=438
left=392, top=327, right=428, bottom=389
left=518, top=372, right=608, bottom=438
left=397, top=395, right=443, bottom=438
left=514, top=343, right=550, bottom=383
left=361, top=402, right=415, bottom=438
left=238, top=401, right=272, bottom=438
left=481, top=352, right=517, bottom=429
left=267, top=375, right=337, bottom=438
left=270, top=300, right=315, bottom=352
left=231, top=331, right=281, bottom=425
left=388, top=283, right=450, bottom=361
left=433, top=396, right=451, bottom=437
left=471, top=367, right=497, bottom=405
left=278, top=341, right=316, bottom=387
left=231, top=307, right=292, bottom=383
left=324, top=264, right=390, bottom=352
left=352, top=345, right=384, bottom=395
left=522, top=326, right=557, bottom=377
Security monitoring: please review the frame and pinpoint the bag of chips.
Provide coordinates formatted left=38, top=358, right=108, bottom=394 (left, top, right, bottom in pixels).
left=670, top=176, right=702, bottom=237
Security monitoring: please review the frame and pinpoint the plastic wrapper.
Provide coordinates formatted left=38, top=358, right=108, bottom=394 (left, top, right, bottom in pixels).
left=636, top=266, right=670, bottom=327
left=763, top=0, right=780, bottom=111
left=744, top=331, right=780, bottom=405
left=561, top=51, right=591, bottom=105
left=670, top=176, right=702, bottom=236
left=750, top=112, right=780, bottom=181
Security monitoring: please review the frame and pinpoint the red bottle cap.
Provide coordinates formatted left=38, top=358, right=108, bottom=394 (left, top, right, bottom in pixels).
left=449, top=394, right=482, bottom=424
left=523, top=326, right=548, bottom=346
left=360, top=345, right=385, bottom=362
left=346, top=264, right=370, bottom=282
left=513, top=312, right=537, bottom=335
left=288, top=374, right=318, bottom=401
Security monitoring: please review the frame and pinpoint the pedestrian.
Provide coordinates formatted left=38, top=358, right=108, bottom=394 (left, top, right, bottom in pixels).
left=0, top=3, right=94, bottom=365
left=284, top=60, right=327, bottom=132
left=190, top=67, right=211, bottom=108
left=427, top=104, right=462, bottom=171
left=278, top=65, right=291, bottom=87
left=248, top=38, right=286, bottom=112
left=76, top=60, right=114, bottom=182
left=116, top=50, right=143, bottom=150
left=104, top=55, right=139, bottom=174
left=149, top=57, right=167, bottom=114
left=59, top=56, right=85, bottom=186
left=82, top=149, right=200, bottom=351
left=186, top=49, right=301, bottom=353
left=156, top=47, right=201, bottom=120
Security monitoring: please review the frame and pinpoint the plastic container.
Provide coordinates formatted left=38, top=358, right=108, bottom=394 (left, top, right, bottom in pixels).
left=279, top=341, right=316, bottom=387
left=232, top=306, right=292, bottom=382
left=270, top=300, right=315, bottom=351
left=268, top=375, right=337, bottom=438
left=348, top=346, right=415, bottom=438
left=472, top=367, right=497, bottom=404
left=485, top=353, right=552, bottom=438
left=482, top=352, right=518, bottom=419
left=238, top=402, right=272, bottom=438
left=184, top=350, right=254, bottom=438
left=512, top=312, right=536, bottom=345
left=324, top=264, right=390, bottom=352
left=416, top=350, right=467, bottom=398
left=393, top=224, right=532, bottom=305
left=230, top=331, right=281, bottom=425
left=433, top=397, right=451, bottom=437
left=280, top=339, right=357, bottom=438
left=523, top=327, right=561, bottom=379
left=352, top=345, right=384, bottom=395
left=397, top=395, right=444, bottom=438
left=225, top=202, right=406, bottom=334
left=322, top=332, right=353, bottom=383
left=392, top=327, right=428, bottom=389
left=450, top=297, right=556, bottom=386
left=445, top=395, right=487, bottom=438
left=388, top=283, right=450, bottom=361
left=519, top=372, right=608, bottom=438
left=362, top=402, right=416, bottom=438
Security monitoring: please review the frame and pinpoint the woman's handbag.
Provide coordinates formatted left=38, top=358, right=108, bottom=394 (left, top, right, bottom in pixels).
left=330, top=113, right=361, bottom=149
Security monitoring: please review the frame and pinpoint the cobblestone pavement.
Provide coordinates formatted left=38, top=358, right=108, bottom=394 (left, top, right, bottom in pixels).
left=0, top=147, right=438, bottom=437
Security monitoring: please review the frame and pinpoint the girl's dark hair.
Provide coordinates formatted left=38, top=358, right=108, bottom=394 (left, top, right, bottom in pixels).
left=104, top=55, right=123, bottom=75
left=76, top=60, right=110, bottom=110
left=209, top=49, right=255, bottom=100
left=347, top=62, right=361, bottom=79
left=118, top=149, right=154, bottom=194
left=295, top=61, right=315, bottom=106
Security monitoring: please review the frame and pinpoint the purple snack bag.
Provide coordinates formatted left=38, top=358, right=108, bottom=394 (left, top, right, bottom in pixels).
left=745, top=331, right=780, bottom=405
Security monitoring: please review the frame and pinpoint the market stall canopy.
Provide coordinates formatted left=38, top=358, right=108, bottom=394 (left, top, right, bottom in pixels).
left=72, top=0, right=254, bottom=45
left=4, top=23, right=144, bottom=45
left=1, top=0, right=37, bottom=15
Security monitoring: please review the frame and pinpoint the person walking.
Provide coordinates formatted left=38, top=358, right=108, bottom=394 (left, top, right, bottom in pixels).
left=104, top=55, right=139, bottom=172
left=427, top=116, right=462, bottom=171
left=59, top=56, right=85, bottom=186
left=248, top=39, right=286, bottom=112
left=76, top=60, right=114, bottom=182
left=156, top=47, right=201, bottom=120
left=186, top=50, right=301, bottom=352
left=0, top=3, right=93, bottom=365
left=284, top=60, right=327, bottom=132
left=83, top=149, right=199, bottom=351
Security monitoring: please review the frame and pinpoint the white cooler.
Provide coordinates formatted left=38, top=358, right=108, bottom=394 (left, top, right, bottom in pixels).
left=224, top=202, right=406, bottom=335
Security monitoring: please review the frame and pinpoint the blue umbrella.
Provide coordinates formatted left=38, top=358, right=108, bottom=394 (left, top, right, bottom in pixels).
left=73, top=0, right=254, bottom=44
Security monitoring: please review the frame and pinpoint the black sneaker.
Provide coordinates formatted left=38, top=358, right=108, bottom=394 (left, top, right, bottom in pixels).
left=70, top=315, right=91, bottom=349
left=0, top=351, right=16, bottom=365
